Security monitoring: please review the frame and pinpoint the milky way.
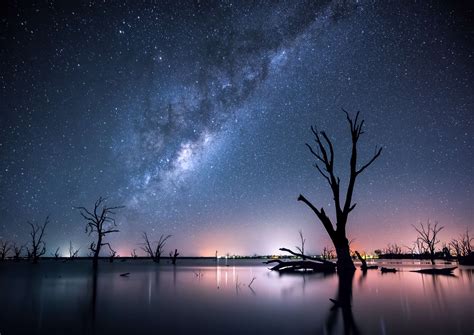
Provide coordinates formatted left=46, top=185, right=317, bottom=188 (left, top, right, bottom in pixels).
left=1, top=1, right=472, bottom=256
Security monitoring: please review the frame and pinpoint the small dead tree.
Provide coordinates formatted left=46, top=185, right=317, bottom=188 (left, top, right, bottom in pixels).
left=298, top=111, right=382, bottom=272
left=322, top=246, right=335, bottom=260
left=450, top=239, right=462, bottom=258
left=404, top=244, right=416, bottom=255
left=412, top=220, right=444, bottom=265
left=451, top=228, right=473, bottom=258
left=51, top=247, right=61, bottom=259
left=140, top=232, right=171, bottom=263
left=131, top=249, right=138, bottom=258
left=12, top=243, right=24, bottom=261
left=296, top=230, right=306, bottom=260
left=69, top=241, right=80, bottom=259
left=0, top=240, right=11, bottom=260
left=108, top=249, right=117, bottom=263
left=169, top=249, right=180, bottom=265
left=414, top=238, right=426, bottom=255
left=76, top=197, right=123, bottom=266
left=27, top=216, right=49, bottom=263
left=386, top=243, right=402, bottom=255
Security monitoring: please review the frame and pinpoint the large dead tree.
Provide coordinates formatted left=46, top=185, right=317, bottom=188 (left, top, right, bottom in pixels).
left=140, top=232, right=171, bottom=263
left=298, top=111, right=382, bottom=272
left=76, top=197, right=123, bottom=266
left=27, top=216, right=49, bottom=263
left=412, top=220, right=444, bottom=265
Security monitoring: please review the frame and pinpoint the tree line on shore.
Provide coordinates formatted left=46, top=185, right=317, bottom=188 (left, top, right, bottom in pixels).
left=0, top=196, right=179, bottom=265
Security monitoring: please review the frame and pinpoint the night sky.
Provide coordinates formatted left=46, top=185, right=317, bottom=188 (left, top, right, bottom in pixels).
left=1, top=1, right=472, bottom=257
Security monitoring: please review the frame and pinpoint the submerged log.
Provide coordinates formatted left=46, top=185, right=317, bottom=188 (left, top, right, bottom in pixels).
left=264, top=247, right=336, bottom=273
left=411, top=267, right=457, bottom=275
left=380, top=267, right=397, bottom=273
left=264, top=259, right=336, bottom=273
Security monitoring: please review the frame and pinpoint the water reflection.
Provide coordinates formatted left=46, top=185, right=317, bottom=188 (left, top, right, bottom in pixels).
left=0, top=260, right=473, bottom=334
left=325, top=271, right=361, bottom=335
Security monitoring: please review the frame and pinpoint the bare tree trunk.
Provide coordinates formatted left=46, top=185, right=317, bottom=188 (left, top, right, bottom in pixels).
left=335, top=242, right=354, bottom=272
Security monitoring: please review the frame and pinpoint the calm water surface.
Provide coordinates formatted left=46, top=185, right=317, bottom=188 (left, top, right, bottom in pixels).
left=0, top=259, right=473, bottom=334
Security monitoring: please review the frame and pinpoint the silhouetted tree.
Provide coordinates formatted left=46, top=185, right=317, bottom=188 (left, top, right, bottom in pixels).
left=108, top=249, right=117, bottom=263
left=298, top=111, right=382, bottom=271
left=412, top=220, right=444, bottom=265
left=131, top=249, right=138, bottom=258
left=12, top=243, right=24, bottom=261
left=322, top=246, right=335, bottom=260
left=76, top=197, right=123, bottom=266
left=27, top=216, right=49, bottom=263
left=140, top=232, right=171, bottom=263
left=51, top=247, right=60, bottom=259
left=296, top=230, right=306, bottom=260
left=169, top=248, right=179, bottom=265
left=450, top=228, right=473, bottom=258
left=69, top=241, right=80, bottom=258
left=0, top=240, right=11, bottom=260
left=385, top=243, right=402, bottom=255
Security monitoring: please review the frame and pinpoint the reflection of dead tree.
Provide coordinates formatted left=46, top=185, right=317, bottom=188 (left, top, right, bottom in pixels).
left=298, top=111, right=382, bottom=272
left=12, top=243, right=24, bottom=261
left=0, top=240, right=11, bottom=260
left=140, top=232, right=171, bottom=263
left=412, top=220, right=444, bottom=265
left=169, top=248, right=179, bottom=265
left=27, top=216, right=49, bottom=263
left=296, top=230, right=306, bottom=260
left=325, top=271, right=360, bottom=335
left=69, top=241, right=80, bottom=258
left=76, top=197, right=123, bottom=266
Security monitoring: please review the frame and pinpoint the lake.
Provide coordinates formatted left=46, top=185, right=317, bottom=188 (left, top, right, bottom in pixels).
left=0, top=259, right=473, bottom=334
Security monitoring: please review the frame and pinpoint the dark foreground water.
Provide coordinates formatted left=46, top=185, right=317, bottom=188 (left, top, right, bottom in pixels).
left=0, top=259, right=473, bottom=335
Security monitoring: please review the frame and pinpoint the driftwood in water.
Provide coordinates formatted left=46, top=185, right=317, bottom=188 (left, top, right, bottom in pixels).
left=381, top=267, right=397, bottom=273
left=411, top=266, right=457, bottom=275
left=355, top=251, right=378, bottom=271
left=264, top=259, right=336, bottom=273
left=264, top=247, right=336, bottom=273
left=120, top=272, right=130, bottom=277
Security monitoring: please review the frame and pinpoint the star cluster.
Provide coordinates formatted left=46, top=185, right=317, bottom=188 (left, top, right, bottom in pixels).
left=0, top=1, right=472, bottom=256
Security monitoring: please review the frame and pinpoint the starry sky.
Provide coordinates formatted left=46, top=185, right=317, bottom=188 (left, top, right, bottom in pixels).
left=1, top=1, right=473, bottom=257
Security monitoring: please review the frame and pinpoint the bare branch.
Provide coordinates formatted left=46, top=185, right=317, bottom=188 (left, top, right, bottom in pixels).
left=356, top=146, right=383, bottom=175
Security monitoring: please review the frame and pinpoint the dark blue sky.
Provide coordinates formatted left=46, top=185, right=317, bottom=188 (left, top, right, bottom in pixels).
left=1, top=1, right=472, bottom=256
